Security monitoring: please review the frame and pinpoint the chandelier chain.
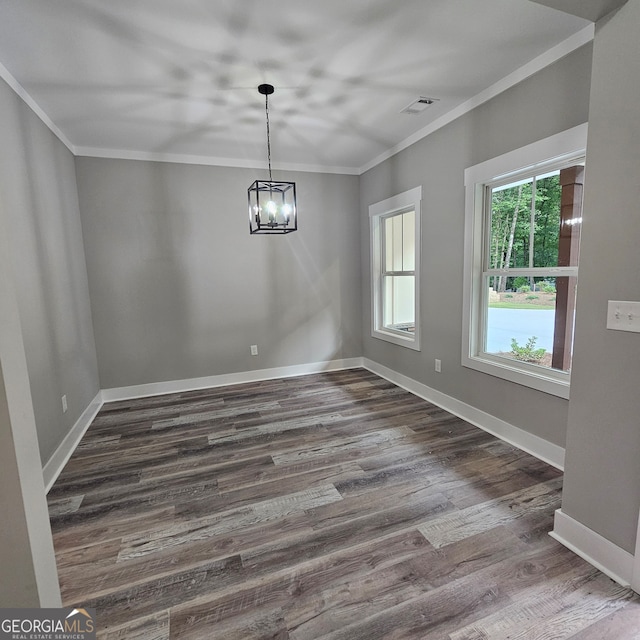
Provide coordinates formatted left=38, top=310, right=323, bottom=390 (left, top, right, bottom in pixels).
left=265, top=93, right=273, bottom=182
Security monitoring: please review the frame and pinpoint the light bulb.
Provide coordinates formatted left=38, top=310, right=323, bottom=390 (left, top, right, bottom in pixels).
left=281, top=203, right=293, bottom=222
left=266, top=200, right=277, bottom=223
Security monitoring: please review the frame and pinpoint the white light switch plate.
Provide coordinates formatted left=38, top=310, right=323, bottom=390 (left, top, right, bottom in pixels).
left=606, top=300, right=640, bottom=333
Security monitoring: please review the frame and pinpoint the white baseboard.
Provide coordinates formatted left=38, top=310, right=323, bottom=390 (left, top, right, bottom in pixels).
left=42, top=391, right=103, bottom=493
left=101, top=358, right=364, bottom=402
left=550, top=509, right=634, bottom=588
left=362, top=358, right=565, bottom=470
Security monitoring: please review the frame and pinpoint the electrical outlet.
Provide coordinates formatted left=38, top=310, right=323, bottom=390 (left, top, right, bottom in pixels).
left=250, top=345, right=258, bottom=356
left=435, top=359, right=442, bottom=373
left=61, top=395, right=68, bottom=413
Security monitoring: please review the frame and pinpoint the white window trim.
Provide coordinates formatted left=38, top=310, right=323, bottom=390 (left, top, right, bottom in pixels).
left=370, top=186, right=422, bottom=351
left=462, top=123, right=588, bottom=399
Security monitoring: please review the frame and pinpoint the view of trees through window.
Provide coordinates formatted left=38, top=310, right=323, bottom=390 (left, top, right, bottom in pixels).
left=484, top=164, right=584, bottom=372
left=490, top=171, right=562, bottom=285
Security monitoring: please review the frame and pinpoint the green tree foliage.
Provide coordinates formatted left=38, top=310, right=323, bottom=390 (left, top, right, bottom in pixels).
left=489, top=173, right=561, bottom=291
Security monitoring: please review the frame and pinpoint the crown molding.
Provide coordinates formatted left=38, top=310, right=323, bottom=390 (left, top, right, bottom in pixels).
left=74, top=146, right=360, bottom=175
left=0, top=60, right=76, bottom=154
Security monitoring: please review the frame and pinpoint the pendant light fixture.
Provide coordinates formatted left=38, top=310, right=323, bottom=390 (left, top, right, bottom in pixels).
left=248, top=84, right=297, bottom=234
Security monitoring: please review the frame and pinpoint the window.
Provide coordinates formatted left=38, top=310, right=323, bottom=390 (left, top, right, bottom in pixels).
left=463, top=124, right=587, bottom=398
left=370, top=186, right=421, bottom=350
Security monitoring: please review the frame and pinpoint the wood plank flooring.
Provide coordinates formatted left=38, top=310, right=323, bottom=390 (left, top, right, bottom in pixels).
left=47, top=368, right=640, bottom=639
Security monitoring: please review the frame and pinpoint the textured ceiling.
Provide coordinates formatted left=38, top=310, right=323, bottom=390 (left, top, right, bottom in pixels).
left=0, top=0, right=591, bottom=173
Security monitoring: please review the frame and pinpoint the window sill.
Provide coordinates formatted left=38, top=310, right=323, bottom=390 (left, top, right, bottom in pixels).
left=462, top=352, right=570, bottom=399
left=372, top=328, right=421, bottom=351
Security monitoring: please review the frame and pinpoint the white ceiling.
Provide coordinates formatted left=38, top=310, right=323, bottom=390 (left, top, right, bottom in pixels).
left=0, top=0, right=592, bottom=173
left=530, top=0, right=627, bottom=22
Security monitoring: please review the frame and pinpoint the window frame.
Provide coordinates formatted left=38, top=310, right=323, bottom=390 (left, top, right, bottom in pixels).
left=462, top=124, right=588, bottom=399
left=370, top=186, right=422, bottom=351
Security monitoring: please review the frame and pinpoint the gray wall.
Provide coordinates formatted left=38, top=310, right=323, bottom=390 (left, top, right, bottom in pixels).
left=0, top=78, right=100, bottom=465
left=562, top=1, right=640, bottom=554
left=360, top=44, right=593, bottom=448
left=75, top=158, right=362, bottom=389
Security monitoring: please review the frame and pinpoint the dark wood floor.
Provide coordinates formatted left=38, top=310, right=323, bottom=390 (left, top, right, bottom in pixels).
left=47, top=368, right=640, bottom=639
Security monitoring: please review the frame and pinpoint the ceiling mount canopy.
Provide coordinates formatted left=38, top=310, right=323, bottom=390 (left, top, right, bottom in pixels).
left=257, top=83, right=275, bottom=96
left=248, top=84, right=297, bottom=235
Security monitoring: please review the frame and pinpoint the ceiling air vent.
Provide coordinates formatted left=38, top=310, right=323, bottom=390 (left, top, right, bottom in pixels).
left=401, top=96, right=438, bottom=115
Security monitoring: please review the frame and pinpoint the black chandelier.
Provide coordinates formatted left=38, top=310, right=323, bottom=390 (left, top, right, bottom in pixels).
left=248, top=84, right=297, bottom=234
